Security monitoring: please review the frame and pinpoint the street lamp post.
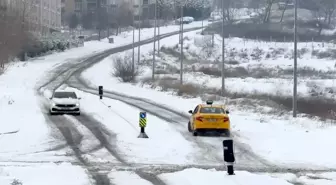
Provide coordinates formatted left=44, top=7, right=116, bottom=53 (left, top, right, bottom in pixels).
left=201, top=0, right=204, bottom=30
left=293, top=0, right=298, bottom=117
left=132, top=0, right=135, bottom=75
left=180, top=4, right=183, bottom=85
left=158, top=7, right=160, bottom=55
left=152, top=0, right=157, bottom=80
left=138, top=3, right=143, bottom=64
left=221, top=0, right=225, bottom=96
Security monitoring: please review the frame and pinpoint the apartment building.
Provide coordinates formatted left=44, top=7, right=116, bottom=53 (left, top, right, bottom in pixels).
left=1, top=0, right=61, bottom=34
left=62, top=0, right=75, bottom=24
left=74, top=0, right=107, bottom=14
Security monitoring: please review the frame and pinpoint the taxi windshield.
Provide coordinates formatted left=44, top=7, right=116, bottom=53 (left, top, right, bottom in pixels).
left=200, top=107, right=224, bottom=114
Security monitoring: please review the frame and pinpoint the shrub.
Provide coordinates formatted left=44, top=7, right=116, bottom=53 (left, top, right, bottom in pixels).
left=112, top=53, right=142, bottom=82
left=312, top=49, right=336, bottom=59
left=250, top=47, right=264, bottom=61
left=11, top=179, right=23, bottom=185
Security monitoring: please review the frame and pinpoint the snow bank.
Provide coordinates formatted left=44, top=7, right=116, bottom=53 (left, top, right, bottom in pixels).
left=159, top=168, right=292, bottom=185
left=269, top=172, right=336, bottom=185
left=109, top=171, right=153, bottom=185
left=0, top=163, right=91, bottom=185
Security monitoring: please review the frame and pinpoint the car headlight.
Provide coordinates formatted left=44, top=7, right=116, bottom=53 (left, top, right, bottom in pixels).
left=76, top=103, right=80, bottom=106
left=52, top=102, right=56, bottom=106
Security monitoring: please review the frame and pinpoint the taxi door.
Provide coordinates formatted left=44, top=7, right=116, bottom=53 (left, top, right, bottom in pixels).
left=190, top=105, right=199, bottom=128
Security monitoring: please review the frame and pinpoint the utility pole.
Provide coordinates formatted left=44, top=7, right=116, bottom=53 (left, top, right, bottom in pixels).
left=97, top=0, right=101, bottom=40
left=179, top=2, right=182, bottom=44
left=157, top=7, right=160, bottom=55
left=152, top=0, right=157, bottom=80
left=221, top=0, right=225, bottom=96
left=201, top=0, right=204, bottom=30
left=293, top=0, right=298, bottom=117
left=138, top=2, right=142, bottom=64
left=180, top=4, right=183, bottom=85
left=132, top=0, right=135, bottom=75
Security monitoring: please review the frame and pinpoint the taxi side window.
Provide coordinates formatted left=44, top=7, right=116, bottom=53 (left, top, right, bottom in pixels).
left=193, top=106, right=199, bottom=114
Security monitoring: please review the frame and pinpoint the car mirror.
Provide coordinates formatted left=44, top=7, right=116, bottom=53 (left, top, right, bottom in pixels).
left=226, top=110, right=230, bottom=114
left=49, top=97, right=52, bottom=100
left=78, top=97, right=82, bottom=100
left=188, top=110, right=193, bottom=114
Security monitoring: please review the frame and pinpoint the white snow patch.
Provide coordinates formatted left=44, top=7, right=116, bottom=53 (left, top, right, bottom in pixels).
left=159, top=168, right=292, bottom=185
left=0, top=163, right=91, bottom=185
left=109, top=170, right=153, bottom=185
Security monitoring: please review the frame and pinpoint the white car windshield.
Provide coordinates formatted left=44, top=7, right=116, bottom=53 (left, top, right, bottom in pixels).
left=53, top=92, right=77, bottom=99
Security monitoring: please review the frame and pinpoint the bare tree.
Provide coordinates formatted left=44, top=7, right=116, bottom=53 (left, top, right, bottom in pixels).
left=213, top=0, right=244, bottom=23
left=279, top=0, right=291, bottom=22
left=322, top=0, right=336, bottom=25
left=245, top=0, right=264, bottom=22
left=263, top=0, right=276, bottom=23
left=311, top=0, right=336, bottom=26
left=0, top=0, right=34, bottom=72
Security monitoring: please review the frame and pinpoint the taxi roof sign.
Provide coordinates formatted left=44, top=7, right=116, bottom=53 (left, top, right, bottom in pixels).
left=206, top=100, right=213, bottom=105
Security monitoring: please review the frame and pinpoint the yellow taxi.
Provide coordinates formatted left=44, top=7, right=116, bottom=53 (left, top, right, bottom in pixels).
left=188, top=100, right=230, bottom=136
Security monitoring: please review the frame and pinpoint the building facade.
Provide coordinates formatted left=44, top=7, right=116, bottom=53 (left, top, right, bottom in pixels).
left=62, top=0, right=75, bottom=24
left=1, top=0, right=61, bottom=34
left=74, top=0, right=107, bottom=14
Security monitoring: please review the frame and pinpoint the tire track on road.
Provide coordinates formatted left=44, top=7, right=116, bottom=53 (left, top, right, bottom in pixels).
left=34, top=26, right=217, bottom=185
left=45, top=114, right=113, bottom=185
left=69, top=71, right=274, bottom=168
left=68, top=80, right=269, bottom=167
left=74, top=113, right=169, bottom=185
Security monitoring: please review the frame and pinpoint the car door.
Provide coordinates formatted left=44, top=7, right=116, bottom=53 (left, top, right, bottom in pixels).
left=190, top=105, right=199, bottom=127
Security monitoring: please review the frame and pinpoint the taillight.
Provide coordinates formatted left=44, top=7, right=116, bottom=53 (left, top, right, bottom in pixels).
left=223, top=117, right=229, bottom=122
left=196, top=116, right=203, bottom=122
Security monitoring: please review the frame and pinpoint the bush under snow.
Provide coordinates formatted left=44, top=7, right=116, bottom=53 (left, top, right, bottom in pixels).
left=111, top=53, right=143, bottom=82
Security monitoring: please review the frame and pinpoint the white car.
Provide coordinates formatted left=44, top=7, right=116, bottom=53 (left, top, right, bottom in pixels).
left=175, top=16, right=194, bottom=24
left=49, top=90, right=81, bottom=115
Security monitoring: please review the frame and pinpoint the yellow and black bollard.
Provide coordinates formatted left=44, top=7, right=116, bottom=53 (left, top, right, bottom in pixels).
left=138, top=112, right=149, bottom=138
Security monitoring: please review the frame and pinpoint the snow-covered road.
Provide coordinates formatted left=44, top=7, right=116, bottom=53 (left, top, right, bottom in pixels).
left=1, top=20, right=336, bottom=185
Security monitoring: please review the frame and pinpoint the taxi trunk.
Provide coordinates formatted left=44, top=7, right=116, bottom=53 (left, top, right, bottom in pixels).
left=194, top=114, right=230, bottom=130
